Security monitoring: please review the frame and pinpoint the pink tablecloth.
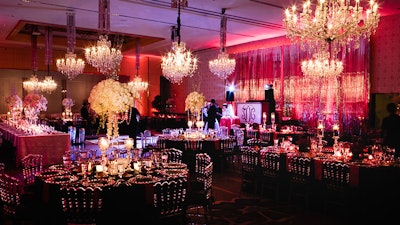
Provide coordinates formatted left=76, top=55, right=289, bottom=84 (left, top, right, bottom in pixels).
left=0, top=123, right=70, bottom=166
left=220, top=116, right=241, bottom=131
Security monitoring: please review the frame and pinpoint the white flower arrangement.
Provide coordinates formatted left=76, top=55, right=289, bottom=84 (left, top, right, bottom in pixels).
left=62, top=98, right=75, bottom=108
left=185, top=91, right=206, bottom=115
left=6, top=94, right=22, bottom=110
left=88, top=78, right=137, bottom=138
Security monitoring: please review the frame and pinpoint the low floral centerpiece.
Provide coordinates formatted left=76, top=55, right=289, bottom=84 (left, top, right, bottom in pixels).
left=89, top=78, right=138, bottom=139
left=23, top=93, right=48, bottom=124
left=185, top=91, right=206, bottom=120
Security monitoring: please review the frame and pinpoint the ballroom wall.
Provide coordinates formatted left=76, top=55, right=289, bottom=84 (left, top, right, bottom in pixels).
left=0, top=13, right=399, bottom=119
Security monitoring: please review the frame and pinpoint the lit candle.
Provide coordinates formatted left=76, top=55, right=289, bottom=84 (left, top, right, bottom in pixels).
left=262, top=112, right=267, bottom=123
left=333, top=124, right=339, bottom=137
left=271, top=112, right=275, bottom=124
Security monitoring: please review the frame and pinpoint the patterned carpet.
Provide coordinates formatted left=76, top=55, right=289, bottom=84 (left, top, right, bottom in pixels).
left=211, top=197, right=295, bottom=225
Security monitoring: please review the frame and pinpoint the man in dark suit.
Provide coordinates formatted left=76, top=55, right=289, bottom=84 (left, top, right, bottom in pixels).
left=206, top=99, right=222, bottom=130
left=128, top=106, right=141, bottom=148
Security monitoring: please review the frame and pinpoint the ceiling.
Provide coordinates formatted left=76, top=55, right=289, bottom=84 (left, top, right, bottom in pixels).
left=0, top=0, right=399, bottom=58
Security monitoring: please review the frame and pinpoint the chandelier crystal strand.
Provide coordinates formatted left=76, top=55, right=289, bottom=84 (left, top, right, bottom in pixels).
left=209, top=8, right=236, bottom=80
left=56, top=12, right=85, bottom=80
left=161, top=0, right=198, bottom=85
left=85, top=0, right=123, bottom=77
left=283, top=0, right=380, bottom=54
left=129, top=38, right=148, bottom=91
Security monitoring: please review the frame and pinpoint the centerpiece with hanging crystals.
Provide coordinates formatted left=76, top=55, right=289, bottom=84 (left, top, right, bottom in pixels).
left=89, top=78, right=137, bottom=139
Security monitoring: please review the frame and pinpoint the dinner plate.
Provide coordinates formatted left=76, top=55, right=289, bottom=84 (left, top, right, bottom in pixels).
left=129, top=175, right=158, bottom=184
left=83, top=178, right=116, bottom=187
left=45, top=175, right=78, bottom=185
left=36, top=169, right=67, bottom=179
left=163, top=162, right=187, bottom=170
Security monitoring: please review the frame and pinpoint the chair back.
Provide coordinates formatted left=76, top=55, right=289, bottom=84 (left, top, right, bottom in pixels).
left=259, top=131, right=272, bottom=145
left=184, top=139, right=202, bottom=151
left=163, top=148, right=183, bottom=163
left=60, top=185, right=103, bottom=224
left=247, top=138, right=262, bottom=147
left=287, top=155, right=312, bottom=183
left=194, top=153, right=212, bottom=176
left=246, top=129, right=259, bottom=139
left=241, top=146, right=260, bottom=173
left=153, top=176, right=187, bottom=221
left=21, top=154, right=43, bottom=186
left=220, top=136, right=236, bottom=154
left=259, top=151, right=281, bottom=177
left=0, top=174, right=23, bottom=216
left=155, top=136, right=167, bottom=149
left=322, top=161, right=350, bottom=192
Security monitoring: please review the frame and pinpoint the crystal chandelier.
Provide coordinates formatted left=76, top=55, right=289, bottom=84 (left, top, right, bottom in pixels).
left=85, top=0, right=122, bottom=77
left=283, top=0, right=380, bottom=54
left=301, top=50, right=343, bottom=78
left=161, top=0, right=198, bottom=85
left=41, top=76, right=57, bottom=93
left=209, top=8, right=236, bottom=80
left=23, top=75, right=41, bottom=93
left=128, top=38, right=148, bottom=92
left=56, top=12, right=85, bottom=80
left=23, top=30, right=57, bottom=93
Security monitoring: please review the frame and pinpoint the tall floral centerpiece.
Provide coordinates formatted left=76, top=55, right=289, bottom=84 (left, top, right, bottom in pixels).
left=89, top=79, right=136, bottom=139
left=6, top=94, right=23, bottom=122
left=61, top=97, right=74, bottom=120
left=23, top=93, right=47, bottom=124
left=185, top=91, right=206, bottom=128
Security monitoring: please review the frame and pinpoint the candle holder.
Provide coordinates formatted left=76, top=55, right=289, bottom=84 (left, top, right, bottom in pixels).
left=187, top=120, right=193, bottom=130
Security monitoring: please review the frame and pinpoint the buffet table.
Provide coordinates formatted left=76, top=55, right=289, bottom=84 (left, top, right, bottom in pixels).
left=0, top=123, right=70, bottom=166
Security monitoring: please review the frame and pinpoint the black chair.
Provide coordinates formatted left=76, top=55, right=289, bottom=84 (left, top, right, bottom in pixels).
left=0, top=173, right=37, bottom=224
left=152, top=176, right=188, bottom=225
left=240, top=146, right=260, bottom=193
left=21, top=154, right=43, bottom=187
left=162, top=148, right=183, bottom=163
left=287, top=155, right=314, bottom=209
left=259, top=150, right=285, bottom=202
left=60, top=185, right=103, bottom=225
left=321, top=161, right=356, bottom=216
left=218, top=136, right=237, bottom=171
left=186, top=153, right=214, bottom=224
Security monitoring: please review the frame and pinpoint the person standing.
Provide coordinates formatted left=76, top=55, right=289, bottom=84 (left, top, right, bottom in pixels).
left=206, top=99, right=222, bottom=130
left=128, top=106, right=141, bottom=148
left=381, top=102, right=400, bottom=158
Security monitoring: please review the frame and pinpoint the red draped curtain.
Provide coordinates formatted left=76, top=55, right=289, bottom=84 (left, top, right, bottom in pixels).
left=229, top=39, right=369, bottom=134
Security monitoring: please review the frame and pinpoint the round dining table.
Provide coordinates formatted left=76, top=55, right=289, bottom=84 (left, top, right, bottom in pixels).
left=34, top=159, right=190, bottom=224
